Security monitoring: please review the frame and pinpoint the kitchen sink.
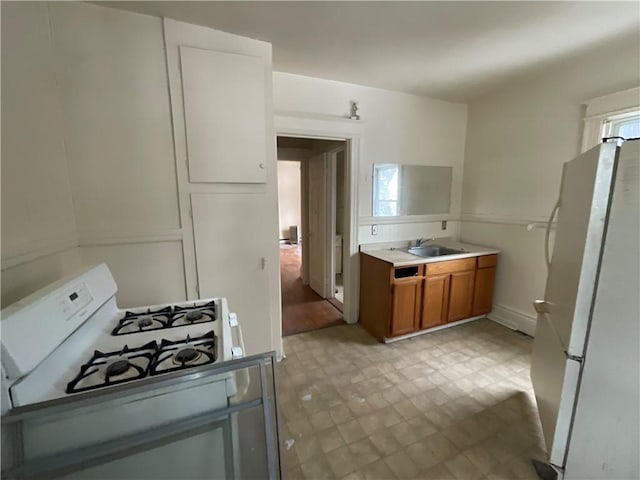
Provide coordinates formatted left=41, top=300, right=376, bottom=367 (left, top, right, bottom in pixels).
left=406, top=244, right=463, bottom=257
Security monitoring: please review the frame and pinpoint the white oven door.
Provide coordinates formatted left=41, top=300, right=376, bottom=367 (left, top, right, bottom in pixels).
left=2, top=352, right=281, bottom=480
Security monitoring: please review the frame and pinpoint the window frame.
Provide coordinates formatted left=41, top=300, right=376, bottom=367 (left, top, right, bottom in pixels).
left=582, top=87, right=640, bottom=152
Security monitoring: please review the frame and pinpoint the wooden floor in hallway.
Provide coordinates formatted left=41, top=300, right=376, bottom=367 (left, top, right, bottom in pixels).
left=280, top=244, right=344, bottom=336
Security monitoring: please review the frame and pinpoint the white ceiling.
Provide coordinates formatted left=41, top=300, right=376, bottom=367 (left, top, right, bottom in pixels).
left=98, top=1, right=640, bottom=102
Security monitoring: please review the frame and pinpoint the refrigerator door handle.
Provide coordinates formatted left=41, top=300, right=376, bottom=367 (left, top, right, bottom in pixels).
left=545, top=200, right=560, bottom=270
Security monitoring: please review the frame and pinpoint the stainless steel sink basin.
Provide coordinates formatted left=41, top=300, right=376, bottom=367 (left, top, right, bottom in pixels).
left=407, top=244, right=463, bottom=257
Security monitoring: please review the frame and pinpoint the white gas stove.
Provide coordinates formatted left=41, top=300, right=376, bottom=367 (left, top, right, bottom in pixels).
left=1, top=263, right=244, bottom=408
left=0, top=264, right=283, bottom=480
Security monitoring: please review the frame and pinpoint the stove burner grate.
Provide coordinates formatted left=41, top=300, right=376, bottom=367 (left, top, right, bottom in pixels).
left=150, top=331, right=217, bottom=376
left=66, top=341, right=157, bottom=394
left=112, top=301, right=216, bottom=336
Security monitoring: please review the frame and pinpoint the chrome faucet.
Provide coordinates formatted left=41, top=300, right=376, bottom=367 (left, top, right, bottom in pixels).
left=415, top=236, right=436, bottom=247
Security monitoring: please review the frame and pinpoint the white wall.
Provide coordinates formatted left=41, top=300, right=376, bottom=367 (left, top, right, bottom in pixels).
left=460, top=33, right=640, bottom=334
left=1, top=3, right=187, bottom=309
left=277, top=161, right=302, bottom=240
left=1, top=2, right=82, bottom=306
left=273, top=72, right=468, bottom=245
left=50, top=3, right=186, bottom=307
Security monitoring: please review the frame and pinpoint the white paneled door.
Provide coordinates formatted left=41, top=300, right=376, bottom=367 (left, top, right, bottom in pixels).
left=180, top=46, right=266, bottom=184
left=191, top=193, right=271, bottom=356
left=308, top=154, right=328, bottom=298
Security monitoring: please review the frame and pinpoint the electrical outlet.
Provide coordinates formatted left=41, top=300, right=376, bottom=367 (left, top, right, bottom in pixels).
left=441, top=220, right=447, bottom=230
left=371, top=225, right=378, bottom=235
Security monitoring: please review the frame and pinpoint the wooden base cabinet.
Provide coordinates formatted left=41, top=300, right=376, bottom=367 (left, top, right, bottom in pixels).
left=447, top=270, right=476, bottom=322
left=472, top=256, right=497, bottom=316
left=359, top=252, right=497, bottom=342
left=390, top=277, right=423, bottom=336
left=421, top=274, right=449, bottom=329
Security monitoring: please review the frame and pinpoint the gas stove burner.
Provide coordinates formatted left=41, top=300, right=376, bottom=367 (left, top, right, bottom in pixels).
left=112, top=307, right=172, bottom=336
left=137, top=316, right=154, bottom=328
left=66, top=341, right=157, bottom=394
left=173, top=347, right=201, bottom=365
left=106, top=359, right=131, bottom=378
left=185, top=311, right=204, bottom=322
left=171, top=301, right=216, bottom=327
left=151, top=331, right=217, bottom=375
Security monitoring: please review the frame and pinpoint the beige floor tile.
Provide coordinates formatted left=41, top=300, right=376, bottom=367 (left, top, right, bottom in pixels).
left=299, top=455, right=334, bottom=479
left=288, top=417, right=315, bottom=437
left=318, top=426, right=347, bottom=454
left=378, top=405, right=404, bottom=427
left=389, top=420, right=422, bottom=446
left=294, top=434, right=322, bottom=463
left=367, top=429, right=403, bottom=456
left=310, top=410, right=335, bottom=432
left=425, top=432, right=460, bottom=462
left=384, top=451, right=420, bottom=478
left=422, top=462, right=456, bottom=479
left=405, top=438, right=441, bottom=471
left=341, top=471, right=365, bottom=480
left=329, top=404, right=355, bottom=424
left=445, top=453, right=484, bottom=480
left=357, top=411, right=387, bottom=435
left=338, top=418, right=368, bottom=444
left=360, top=459, right=396, bottom=480
left=325, top=444, right=358, bottom=477
left=349, top=438, right=381, bottom=468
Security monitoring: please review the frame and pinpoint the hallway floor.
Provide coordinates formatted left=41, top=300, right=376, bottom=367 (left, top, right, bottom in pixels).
left=281, top=244, right=345, bottom=336
left=278, top=320, right=545, bottom=479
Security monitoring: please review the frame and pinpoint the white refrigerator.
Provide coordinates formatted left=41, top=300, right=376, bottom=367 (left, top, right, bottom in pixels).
left=530, top=138, right=639, bottom=480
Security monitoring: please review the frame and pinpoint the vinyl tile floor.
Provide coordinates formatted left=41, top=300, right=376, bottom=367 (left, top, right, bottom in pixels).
left=277, top=319, right=546, bottom=479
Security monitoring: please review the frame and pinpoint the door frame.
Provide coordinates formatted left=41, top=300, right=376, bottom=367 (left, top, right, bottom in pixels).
left=327, top=146, right=346, bottom=302
left=275, top=112, right=362, bottom=324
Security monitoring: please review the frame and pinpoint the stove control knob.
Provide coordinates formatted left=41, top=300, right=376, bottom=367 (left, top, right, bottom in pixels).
left=232, top=347, right=244, bottom=359
left=229, top=312, right=238, bottom=327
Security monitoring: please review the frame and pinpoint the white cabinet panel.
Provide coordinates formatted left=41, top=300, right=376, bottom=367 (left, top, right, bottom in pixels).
left=180, top=47, right=267, bottom=183
left=191, top=193, right=272, bottom=355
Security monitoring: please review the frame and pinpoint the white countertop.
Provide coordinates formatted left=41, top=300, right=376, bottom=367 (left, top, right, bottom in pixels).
left=361, top=239, right=500, bottom=267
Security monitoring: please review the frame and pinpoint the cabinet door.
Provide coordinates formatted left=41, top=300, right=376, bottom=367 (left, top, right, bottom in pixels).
left=447, top=270, right=476, bottom=322
left=191, top=193, right=271, bottom=355
left=472, top=267, right=496, bottom=316
left=422, top=274, right=450, bottom=329
left=180, top=47, right=266, bottom=183
left=390, top=279, right=421, bottom=337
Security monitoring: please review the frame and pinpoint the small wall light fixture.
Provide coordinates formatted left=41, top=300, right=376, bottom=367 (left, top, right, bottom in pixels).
left=350, top=101, right=360, bottom=120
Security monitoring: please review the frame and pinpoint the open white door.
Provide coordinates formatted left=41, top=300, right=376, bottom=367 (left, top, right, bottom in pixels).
left=307, top=153, right=328, bottom=297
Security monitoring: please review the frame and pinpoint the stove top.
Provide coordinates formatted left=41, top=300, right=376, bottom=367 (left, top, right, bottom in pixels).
left=66, top=332, right=217, bottom=394
left=111, top=301, right=216, bottom=336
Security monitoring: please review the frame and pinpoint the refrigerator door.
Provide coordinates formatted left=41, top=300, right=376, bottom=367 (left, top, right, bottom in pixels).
left=564, top=139, right=639, bottom=479
left=530, top=316, right=582, bottom=466
left=530, top=143, right=619, bottom=467
left=542, top=142, right=618, bottom=359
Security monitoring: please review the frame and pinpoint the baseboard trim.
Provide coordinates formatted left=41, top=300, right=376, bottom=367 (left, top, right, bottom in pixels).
left=488, top=303, right=537, bottom=337
left=383, top=315, right=486, bottom=343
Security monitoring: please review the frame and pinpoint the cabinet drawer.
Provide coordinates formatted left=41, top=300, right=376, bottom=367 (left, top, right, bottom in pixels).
left=393, top=265, right=423, bottom=280
left=426, top=258, right=475, bottom=275
left=477, top=254, right=497, bottom=269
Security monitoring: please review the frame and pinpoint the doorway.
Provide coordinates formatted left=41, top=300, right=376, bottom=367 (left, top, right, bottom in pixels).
left=276, top=136, right=346, bottom=336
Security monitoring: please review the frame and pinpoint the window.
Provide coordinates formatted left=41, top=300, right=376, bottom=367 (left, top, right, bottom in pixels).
left=602, top=112, right=640, bottom=139
left=372, top=164, right=399, bottom=216
left=582, top=87, right=640, bottom=152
